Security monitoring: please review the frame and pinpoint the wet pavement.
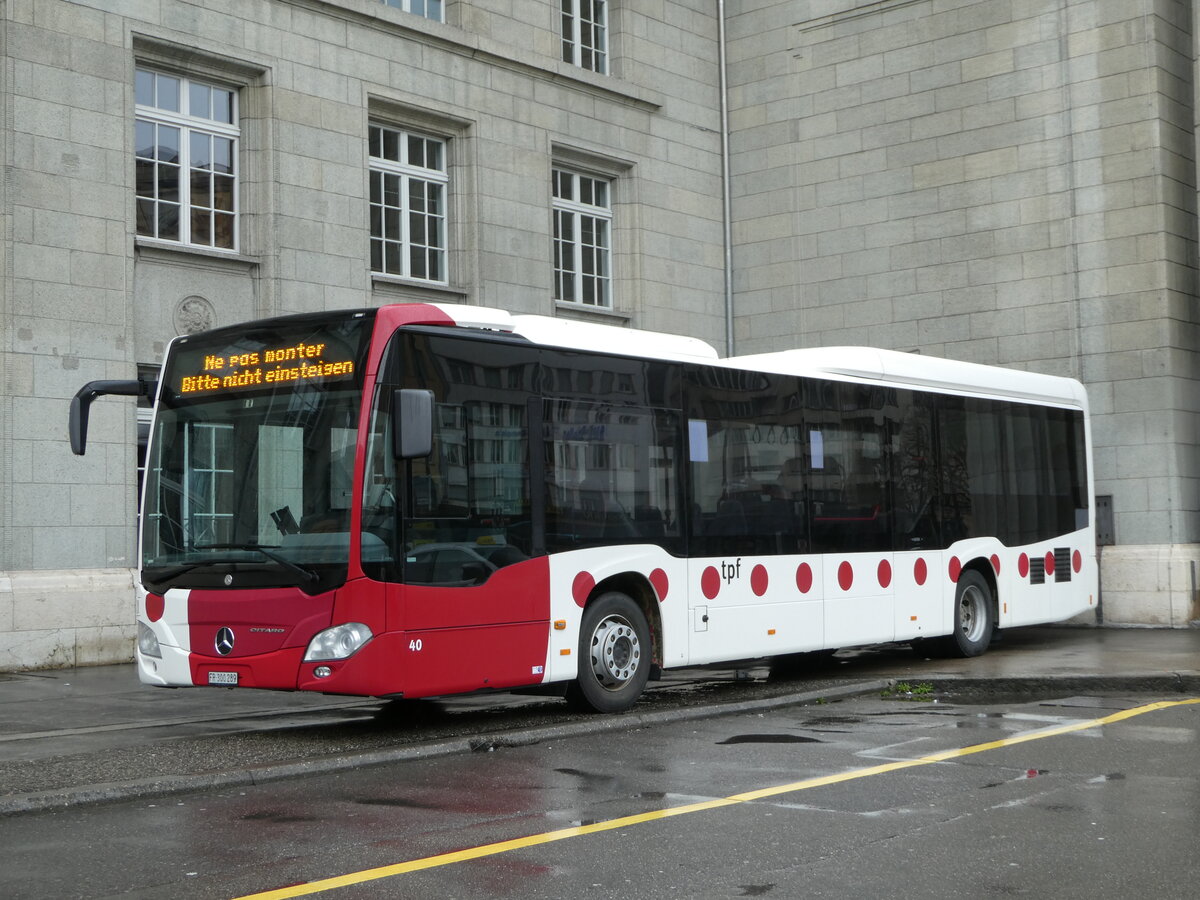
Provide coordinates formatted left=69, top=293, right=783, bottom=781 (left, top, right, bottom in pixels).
left=1, top=625, right=1197, bottom=816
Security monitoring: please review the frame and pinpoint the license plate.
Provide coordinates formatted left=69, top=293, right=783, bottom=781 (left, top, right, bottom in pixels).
left=208, top=671, right=238, bottom=685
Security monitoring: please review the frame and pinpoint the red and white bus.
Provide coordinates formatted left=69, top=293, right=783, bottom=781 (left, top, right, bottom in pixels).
left=71, top=302, right=1095, bottom=712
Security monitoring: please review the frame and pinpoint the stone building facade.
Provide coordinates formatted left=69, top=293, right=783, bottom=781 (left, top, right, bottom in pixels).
left=1, top=0, right=1196, bottom=670
left=724, top=0, right=1199, bottom=627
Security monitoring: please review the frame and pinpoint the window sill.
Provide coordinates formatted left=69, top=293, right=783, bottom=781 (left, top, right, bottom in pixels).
left=371, top=274, right=468, bottom=302
left=135, top=239, right=258, bottom=270
left=553, top=300, right=630, bottom=325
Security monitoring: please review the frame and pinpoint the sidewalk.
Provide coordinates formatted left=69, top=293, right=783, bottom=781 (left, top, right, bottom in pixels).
left=1, top=625, right=1197, bottom=815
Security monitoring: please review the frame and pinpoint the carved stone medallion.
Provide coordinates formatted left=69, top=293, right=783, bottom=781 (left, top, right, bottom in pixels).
left=175, top=295, right=216, bottom=334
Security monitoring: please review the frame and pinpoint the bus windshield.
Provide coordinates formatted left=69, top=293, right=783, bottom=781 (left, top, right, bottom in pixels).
left=141, top=311, right=374, bottom=594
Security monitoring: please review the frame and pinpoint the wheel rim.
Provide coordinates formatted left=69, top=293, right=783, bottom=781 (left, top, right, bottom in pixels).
left=588, top=614, right=642, bottom=691
left=958, top=583, right=987, bottom=643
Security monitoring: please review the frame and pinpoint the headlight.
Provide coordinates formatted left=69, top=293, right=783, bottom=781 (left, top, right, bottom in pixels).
left=138, top=621, right=162, bottom=659
left=304, top=623, right=373, bottom=661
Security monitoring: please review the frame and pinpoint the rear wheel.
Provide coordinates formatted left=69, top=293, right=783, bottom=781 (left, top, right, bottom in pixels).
left=565, top=592, right=651, bottom=713
left=942, top=568, right=994, bottom=657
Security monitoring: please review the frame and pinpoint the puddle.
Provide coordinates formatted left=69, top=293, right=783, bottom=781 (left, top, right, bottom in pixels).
left=737, top=885, right=776, bottom=897
left=239, top=810, right=317, bottom=823
left=555, top=767, right=615, bottom=783
left=718, top=734, right=821, bottom=745
left=801, top=716, right=864, bottom=727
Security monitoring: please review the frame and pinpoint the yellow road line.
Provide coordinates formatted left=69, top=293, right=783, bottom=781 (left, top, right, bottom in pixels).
left=236, top=697, right=1200, bottom=899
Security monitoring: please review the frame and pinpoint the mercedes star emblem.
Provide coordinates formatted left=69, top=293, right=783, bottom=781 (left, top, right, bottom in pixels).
left=215, top=627, right=235, bottom=656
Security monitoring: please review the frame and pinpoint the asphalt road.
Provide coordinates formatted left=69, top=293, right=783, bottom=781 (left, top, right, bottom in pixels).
left=3, top=625, right=1199, bottom=816
left=4, top=689, right=1198, bottom=899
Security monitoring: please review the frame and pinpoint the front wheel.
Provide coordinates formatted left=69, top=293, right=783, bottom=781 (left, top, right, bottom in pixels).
left=565, top=592, right=652, bottom=713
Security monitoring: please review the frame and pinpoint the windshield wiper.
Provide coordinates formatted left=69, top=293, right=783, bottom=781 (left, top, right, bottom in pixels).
left=194, top=543, right=321, bottom=588
left=147, top=560, right=221, bottom=582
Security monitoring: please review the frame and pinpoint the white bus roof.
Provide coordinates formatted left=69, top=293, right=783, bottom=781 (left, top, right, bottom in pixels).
left=728, top=346, right=1088, bottom=409
left=425, top=303, right=1085, bottom=409
left=429, top=303, right=721, bottom=363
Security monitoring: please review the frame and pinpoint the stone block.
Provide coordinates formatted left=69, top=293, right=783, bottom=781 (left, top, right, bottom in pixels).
left=912, top=158, right=964, bottom=189
left=9, top=569, right=133, bottom=632
left=0, top=628, right=76, bottom=671
left=962, top=49, right=1014, bottom=82
left=1099, top=544, right=1200, bottom=627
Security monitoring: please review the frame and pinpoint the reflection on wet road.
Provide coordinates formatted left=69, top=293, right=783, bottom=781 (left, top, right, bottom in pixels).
left=233, top=698, right=1200, bottom=900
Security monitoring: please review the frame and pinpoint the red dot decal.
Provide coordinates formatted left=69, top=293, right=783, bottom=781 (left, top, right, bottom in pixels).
left=838, top=561, right=854, bottom=591
left=1045, top=551, right=1056, bottom=577
left=1072, top=550, right=1082, bottom=574
left=914, top=558, right=928, bottom=586
left=145, top=593, right=165, bottom=623
left=701, top=566, right=721, bottom=600
left=572, top=571, right=595, bottom=608
left=948, top=557, right=962, bottom=583
left=1018, top=553, right=1030, bottom=578
left=751, top=564, right=769, bottom=597
left=649, top=568, right=669, bottom=602
left=990, top=554, right=1001, bottom=575
left=796, top=562, right=813, bottom=594
left=877, top=559, right=892, bottom=589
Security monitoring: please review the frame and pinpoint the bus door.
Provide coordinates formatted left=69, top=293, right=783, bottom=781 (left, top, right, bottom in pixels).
left=686, top=378, right=821, bottom=664
left=806, top=381, right=898, bottom=648
left=889, top=391, right=943, bottom=640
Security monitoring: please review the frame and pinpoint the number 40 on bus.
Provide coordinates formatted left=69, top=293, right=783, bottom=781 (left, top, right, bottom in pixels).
left=70, top=302, right=1095, bottom=713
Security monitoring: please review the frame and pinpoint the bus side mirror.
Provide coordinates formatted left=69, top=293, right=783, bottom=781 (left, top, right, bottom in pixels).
left=69, top=379, right=153, bottom=456
left=393, top=389, right=434, bottom=459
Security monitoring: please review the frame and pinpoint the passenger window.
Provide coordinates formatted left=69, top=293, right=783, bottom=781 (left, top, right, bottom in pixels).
left=938, top=397, right=1000, bottom=543
left=685, top=366, right=806, bottom=557
left=892, top=391, right=940, bottom=550
left=688, top=417, right=807, bottom=556
left=544, top=400, right=681, bottom=552
left=805, top=382, right=896, bottom=553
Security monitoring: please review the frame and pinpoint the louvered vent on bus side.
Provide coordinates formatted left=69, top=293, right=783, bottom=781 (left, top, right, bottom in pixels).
left=1029, top=555, right=1046, bottom=585
left=1054, top=547, right=1072, bottom=582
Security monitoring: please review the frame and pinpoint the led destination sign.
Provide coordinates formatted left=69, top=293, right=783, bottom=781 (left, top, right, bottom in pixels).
left=179, top=341, right=356, bottom=394
left=164, top=312, right=372, bottom=401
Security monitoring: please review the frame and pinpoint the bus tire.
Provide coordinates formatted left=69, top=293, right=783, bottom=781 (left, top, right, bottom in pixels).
left=565, top=592, right=651, bottom=713
left=942, top=568, right=995, bottom=658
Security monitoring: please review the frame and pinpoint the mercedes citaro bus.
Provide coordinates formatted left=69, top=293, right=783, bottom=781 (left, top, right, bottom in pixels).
left=70, top=302, right=1095, bottom=712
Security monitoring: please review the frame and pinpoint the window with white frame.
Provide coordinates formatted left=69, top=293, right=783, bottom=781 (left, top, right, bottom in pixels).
left=369, top=124, right=448, bottom=283
left=561, top=0, right=607, bottom=73
left=382, top=0, right=443, bottom=21
left=135, top=68, right=238, bottom=250
left=552, top=168, right=612, bottom=308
